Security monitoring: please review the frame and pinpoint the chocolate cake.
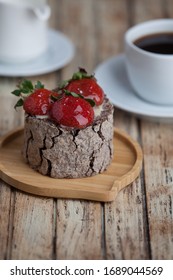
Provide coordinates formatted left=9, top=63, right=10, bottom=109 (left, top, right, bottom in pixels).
left=22, top=97, right=114, bottom=178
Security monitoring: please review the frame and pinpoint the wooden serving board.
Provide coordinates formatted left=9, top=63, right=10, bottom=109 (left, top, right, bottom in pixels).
left=0, top=128, right=143, bottom=202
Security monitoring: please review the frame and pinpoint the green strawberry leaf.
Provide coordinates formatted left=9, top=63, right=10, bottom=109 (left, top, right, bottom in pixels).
left=64, top=90, right=96, bottom=106
left=72, top=68, right=94, bottom=80
left=58, top=68, right=95, bottom=90
left=35, top=81, right=44, bottom=89
left=64, top=90, right=81, bottom=98
left=85, top=98, right=95, bottom=107
left=20, top=80, right=34, bottom=93
left=14, top=98, right=24, bottom=110
left=11, top=89, right=22, bottom=96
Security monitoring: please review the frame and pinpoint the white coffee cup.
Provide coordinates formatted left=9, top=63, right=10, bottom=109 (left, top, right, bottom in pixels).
left=0, top=0, right=51, bottom=63
left=125, top=19, right=173, bottom=105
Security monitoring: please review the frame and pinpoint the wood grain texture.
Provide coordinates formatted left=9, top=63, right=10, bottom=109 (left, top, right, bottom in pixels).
left=141, top=122, right=173, bottom=259
left=134, top=0, right=173, bottom=260
left=56, top=200, right=103, bottom=259
left=133, top=0, right=163, bottom=24
left=9, top=193, right=55, bottom=260
left=0, top=182, right=12, bottom=259
left=0, top=78, right=24, bottom=135
left=0, top=128, right=142, bottom=202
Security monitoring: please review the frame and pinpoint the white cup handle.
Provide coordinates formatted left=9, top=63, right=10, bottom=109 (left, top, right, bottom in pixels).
left=33, top=5, right=51, bottom=21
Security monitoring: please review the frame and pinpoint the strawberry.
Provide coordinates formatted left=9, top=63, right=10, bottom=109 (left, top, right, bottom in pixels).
left=65, top=78, right=104, bottom=106
left=11, top=80, right=57, bottom=115
left=50, top=94, right=94, bottom=129
left=59, top=68, right=104, bottom=106
left=23, top=88, right=55, bottom=115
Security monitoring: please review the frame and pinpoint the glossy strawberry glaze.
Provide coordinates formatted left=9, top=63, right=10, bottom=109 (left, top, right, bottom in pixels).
left=50, top=95, right=94, bottom=128
left=65, top=78, right=104, bottom=105
left=23, top=89, right=56, bottom=116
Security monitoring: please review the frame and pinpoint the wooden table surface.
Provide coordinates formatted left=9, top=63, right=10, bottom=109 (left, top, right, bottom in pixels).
left=0, top=0, right=173, bottom=260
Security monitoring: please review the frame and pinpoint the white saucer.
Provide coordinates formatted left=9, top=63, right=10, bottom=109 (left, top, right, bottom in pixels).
left=95, top=54, right=173, bottom=122
left=0, top=29, right=75, bottom=77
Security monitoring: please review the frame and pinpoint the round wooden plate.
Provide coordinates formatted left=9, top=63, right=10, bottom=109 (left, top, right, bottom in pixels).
left=0, top=128, right=143, bottom=202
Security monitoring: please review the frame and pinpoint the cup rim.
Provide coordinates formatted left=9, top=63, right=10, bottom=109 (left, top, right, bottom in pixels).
left=125, top=18, right=173, bottom=58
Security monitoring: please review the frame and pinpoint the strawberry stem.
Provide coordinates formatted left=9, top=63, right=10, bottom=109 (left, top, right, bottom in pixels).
left=72, top=68, right=94, bottom=80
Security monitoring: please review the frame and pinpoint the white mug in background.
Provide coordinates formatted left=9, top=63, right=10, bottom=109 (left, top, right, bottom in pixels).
left=0, top=0, right=51, bottom=64
left=124, top=19, right=173, bottom=105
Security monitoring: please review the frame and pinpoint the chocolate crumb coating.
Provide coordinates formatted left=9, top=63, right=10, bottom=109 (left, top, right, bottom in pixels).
left=22, top=97, right=114, bottom=178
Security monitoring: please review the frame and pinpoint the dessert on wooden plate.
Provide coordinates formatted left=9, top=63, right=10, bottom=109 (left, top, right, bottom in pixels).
left=12, top=69, right=114, bottom=178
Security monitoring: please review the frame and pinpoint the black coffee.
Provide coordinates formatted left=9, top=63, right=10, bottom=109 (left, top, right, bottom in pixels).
left=133, top=32, right=173, bottom=54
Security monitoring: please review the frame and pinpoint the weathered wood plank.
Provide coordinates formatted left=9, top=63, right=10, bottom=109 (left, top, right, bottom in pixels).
left=95, top=0, right=128, bottom=62
left=0, top=78, right=24, bottom=260
left=95, top=0, right=150, bottom=259
left=58, top=0, right=97, bottom=77
left=134, top=0, right=173, bottom=259
left=133, top=0, right=163, bottom=23
left=105, top=178, right=150, bottom=259
left=9, top=193, right=55, bottom=260
left=105, top=113, right=150, bottom=259
left=0, top=78, right=24, bottom=135
left=0, top=1, right=59, bottom=260
left=0, top=182, right=12, bottom=260
left=56, top=200, right=103, bottom=259
left=141, top=122, right=173, bottom=259
left=164, top=0, right=173, bottom=18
